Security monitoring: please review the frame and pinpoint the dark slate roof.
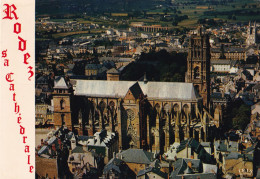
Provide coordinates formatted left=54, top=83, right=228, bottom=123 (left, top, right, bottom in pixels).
left=103, top=158, right=136, bottom=178
left=227, top=141, right=238, bottom=152
left=242, top=70, right=253, bottom=79
left=214, top=141, right=228, bottom=152
left=38, top=146, right=49, bottom=155
left=106, top=68, right=120, bottom=74
left=67, top=64, right=75, bottom=70
left=177, top=139, right=214, bottom=164
left=224, top=152, right=253, bottom=162
left=170, top=173, right=217, bottom=179
left=211, top=92, right=230, bottom=101
left=244, top=84, right=255, bottom=92
left=65, top=132, right=74, bottom=140
left=176, top=140, right=189, bottom=153
left=102, top=61, right=115, bottom=69
left=99, top=57, right=120, bottom=62
left=225, top=152, right=241, bottom=160
left=103, top=158, right=124, bottom=174
left=71, top=146, right=86, bottom=154
left=78, top=136, right=93, bottom=141
left=211, top=47, right=244, bottom=53
left=137, top=167, right=168, bottom=178
left=36, top=75, right=49, bottom=84
left=128, top=82, right=144, bottom=99
left=183, top=159, right=201, bottom=173
left=85, top=64, right=102, bottom=70
left=35, top=93, right=48, bottom=104
left=170, top=159, right=197, bottom=178
left=170, top=158, right=217, bottom=178
left=201, top=142, right=210, bottom=148
left=244, top=154, right=254, bottom=162
left=118, top=149, right=155, bottom=164
left=177, top=139, right=201, bottom=153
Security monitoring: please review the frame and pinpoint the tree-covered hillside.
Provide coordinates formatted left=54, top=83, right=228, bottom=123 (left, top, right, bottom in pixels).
left=121, top=50, right=187, bottom=82
left=36, top=0, right=166, bottom=15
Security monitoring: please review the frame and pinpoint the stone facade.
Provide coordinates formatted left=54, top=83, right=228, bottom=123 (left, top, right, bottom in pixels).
left=186, top=27, right=211, bottom=107
left=53, top=78, right=217, bottom=154
left=246, top=21, right=257, bottom=46
left=53, top=77, right=73, bottom=129
left=106, top=68, right=120, bottom=81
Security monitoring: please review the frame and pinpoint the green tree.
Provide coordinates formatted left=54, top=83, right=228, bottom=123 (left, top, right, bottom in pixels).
left=172, top=20, right=178, bottom=26
left=232, top=104, right=251, bottom=130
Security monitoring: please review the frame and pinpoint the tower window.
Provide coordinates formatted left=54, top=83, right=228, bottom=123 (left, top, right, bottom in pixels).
left=61, top=114, right=65, bottom=125
left=194, top=67, right=200, bottom=79
left=195, top=85, right=200, bottom=93
left=60, top=99, right=65, bottom=110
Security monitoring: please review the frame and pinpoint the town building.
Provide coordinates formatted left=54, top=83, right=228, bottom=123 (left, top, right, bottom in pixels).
left=85, top=130, right=118, bottom=164
left=246, top=22, right=257, bottom=46
left=170, top=158, right=217, bottom=179
left=211, top=47, right=246, bottom=61
left=116, top=149, right=156, bottom=175
left=101, top=157, right=136, bottom=178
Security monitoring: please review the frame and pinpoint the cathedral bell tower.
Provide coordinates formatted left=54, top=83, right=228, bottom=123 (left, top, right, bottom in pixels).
left=53, top=77, right=72, bottom=129
left=186, top=27, right=211, bottom=107
left=246, top=21, right=257, bottom=46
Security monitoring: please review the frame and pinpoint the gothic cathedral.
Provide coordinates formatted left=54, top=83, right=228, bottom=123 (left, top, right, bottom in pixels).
left=52, top=28, right=217, bottom=154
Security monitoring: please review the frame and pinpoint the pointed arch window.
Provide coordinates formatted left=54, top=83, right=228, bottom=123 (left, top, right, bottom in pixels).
left=173, top=104, right=180, bottom=113
left=194, top=66, right=200, bottom=79
left=183, top=104, right=189, bottom=114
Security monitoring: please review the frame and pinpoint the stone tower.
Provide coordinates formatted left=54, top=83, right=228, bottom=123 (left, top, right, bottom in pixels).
left=186, top=27, right=211, bottom=107
left=53, top=77, right=72, bottom=129
left=107, top=68, right=120, bottom=81
left=246, top=21, right=257, bottom=46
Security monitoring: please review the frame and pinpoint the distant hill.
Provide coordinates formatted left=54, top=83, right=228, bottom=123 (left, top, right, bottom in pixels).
left=36, top=0, right=167, bottom=15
